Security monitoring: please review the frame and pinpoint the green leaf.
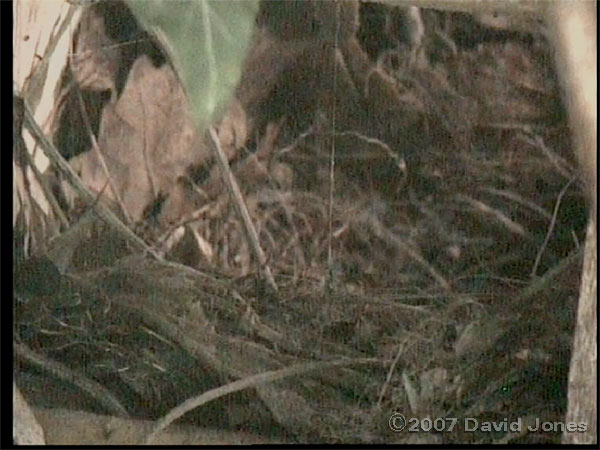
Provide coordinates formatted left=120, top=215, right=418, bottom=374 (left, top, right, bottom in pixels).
left=125, top=0, right=258, bottom=130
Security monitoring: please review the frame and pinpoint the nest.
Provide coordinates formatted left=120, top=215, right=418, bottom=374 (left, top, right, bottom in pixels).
left=14, top=2, right=586, bottom=444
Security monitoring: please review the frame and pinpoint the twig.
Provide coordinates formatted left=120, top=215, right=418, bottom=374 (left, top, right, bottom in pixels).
left=365, top=214, right=451, bottom=292
left=71, top=68, right=132, bottom=224
left=19, top=137, right=70, bottom=229
left=517, top=247, right=583, bottom=304
left=517, top=133, right=575, bottom=180
left=15, top=341, right=129, bottom=419
left=142, top=357, right=378, bottom=444
left=377, top=336, right=410, bottom=408
left=207, top=126, right=278, bottom=292
left=336, top=130, right=407, bottom=174
left=325, top=2, right=341, bottom=293
left=481, top=187, right=552, bottom=222
left=139, top=88, right=159, bottom=200
left=456, top=194, right=527, bottom=236
left=22, top=99, right=157, bottom=257
left=531, top=177, right=576, bottom=277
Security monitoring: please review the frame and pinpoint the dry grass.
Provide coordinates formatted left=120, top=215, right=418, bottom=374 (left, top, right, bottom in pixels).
left=14, top=3, right=587, bottom=444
